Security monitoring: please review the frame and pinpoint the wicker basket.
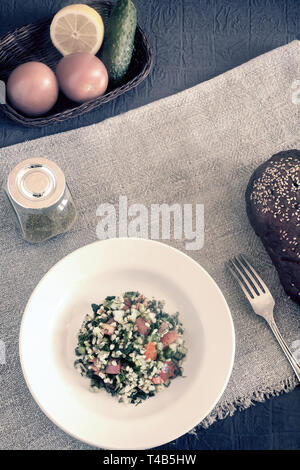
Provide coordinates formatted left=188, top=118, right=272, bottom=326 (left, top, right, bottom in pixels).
left=0, top=1, right=153, bottom=127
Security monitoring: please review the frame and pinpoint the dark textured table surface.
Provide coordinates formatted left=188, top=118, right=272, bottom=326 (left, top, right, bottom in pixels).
left=0, top=0, right=299, bottom=450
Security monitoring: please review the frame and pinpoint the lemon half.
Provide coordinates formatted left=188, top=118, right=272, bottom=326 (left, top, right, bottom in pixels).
left=50, top=4, right=104, bottom=56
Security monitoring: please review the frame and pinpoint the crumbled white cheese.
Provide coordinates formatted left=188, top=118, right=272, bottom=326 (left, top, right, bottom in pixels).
left=93, top=326, right=102, bottom=337
left=113, top=310, right=124, bottom=324
left=148, top=312, right=156, bottom=323
left=128, top=308, right=138, bottom=323
left=139, top=303, right=146, bottom=313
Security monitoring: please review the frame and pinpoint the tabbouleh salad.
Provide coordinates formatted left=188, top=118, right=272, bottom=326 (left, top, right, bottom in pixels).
left=74, top=291, right=187, bottom=404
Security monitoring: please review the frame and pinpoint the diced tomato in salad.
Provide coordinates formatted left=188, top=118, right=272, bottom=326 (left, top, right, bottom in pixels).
left=161, top=329, right=177, bottom=348
left=105, top=360, right=121, bottom=374
left=145, top=341, right=157, bottom=360
left=135, top=316, right=150, bottom=335
left=159, top=321, right=168, bottom=334
left=152, top=361, right=177, bottom=384
left=152, top=376, right=162, bottom=384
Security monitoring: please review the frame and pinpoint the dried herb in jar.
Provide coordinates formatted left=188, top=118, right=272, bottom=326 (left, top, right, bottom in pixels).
left=5, top=157, right=77, bottom=243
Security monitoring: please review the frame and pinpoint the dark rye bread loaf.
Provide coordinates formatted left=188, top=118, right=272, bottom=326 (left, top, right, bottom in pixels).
left=245, top=149, right=300, bottom=305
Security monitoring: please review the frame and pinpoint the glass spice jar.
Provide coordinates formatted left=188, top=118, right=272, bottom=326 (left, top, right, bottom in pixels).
left=4, top=157, right=77, bottom=243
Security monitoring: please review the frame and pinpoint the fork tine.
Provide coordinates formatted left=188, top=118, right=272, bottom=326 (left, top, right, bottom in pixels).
left=233, top=256, right=261, bottom=296
left=227, top=259, right=255, bottom=299
left=236, top=255, right=263, bottom=295
left=239, top=254, right=268, bottom=294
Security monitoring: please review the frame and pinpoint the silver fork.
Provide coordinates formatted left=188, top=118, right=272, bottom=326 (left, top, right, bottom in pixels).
left=228, top=254, right=300, bottom=381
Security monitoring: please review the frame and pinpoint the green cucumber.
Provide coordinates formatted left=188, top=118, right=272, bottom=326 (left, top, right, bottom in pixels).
left=102, top=0, right=137, bottom=83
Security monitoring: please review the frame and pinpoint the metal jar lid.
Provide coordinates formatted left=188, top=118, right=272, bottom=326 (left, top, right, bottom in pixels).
left=7, top=157, right=66, bottom=210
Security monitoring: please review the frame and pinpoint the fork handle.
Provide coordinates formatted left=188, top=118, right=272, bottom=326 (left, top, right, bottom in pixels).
left=269, top=320, right=300, bottom=381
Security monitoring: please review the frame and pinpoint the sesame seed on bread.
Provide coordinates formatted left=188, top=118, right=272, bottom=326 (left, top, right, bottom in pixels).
left=245, top=149, right=300, bottom=305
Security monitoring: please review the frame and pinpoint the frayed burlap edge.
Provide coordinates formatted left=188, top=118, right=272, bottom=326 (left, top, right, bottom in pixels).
left=189, top=375, right=299, bottom=433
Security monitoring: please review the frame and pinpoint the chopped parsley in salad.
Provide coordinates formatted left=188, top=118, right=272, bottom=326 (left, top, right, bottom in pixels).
left=74, top=291, right=187, bottom=404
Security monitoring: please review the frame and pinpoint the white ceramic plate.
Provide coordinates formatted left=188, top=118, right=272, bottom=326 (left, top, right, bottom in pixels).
left=19, top=238, right=235, bottom=449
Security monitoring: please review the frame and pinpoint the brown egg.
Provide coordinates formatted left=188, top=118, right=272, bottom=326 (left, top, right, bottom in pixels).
left=7, top=62, right=58, bottom=116
left=56, top=52, right=108, bottom=103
